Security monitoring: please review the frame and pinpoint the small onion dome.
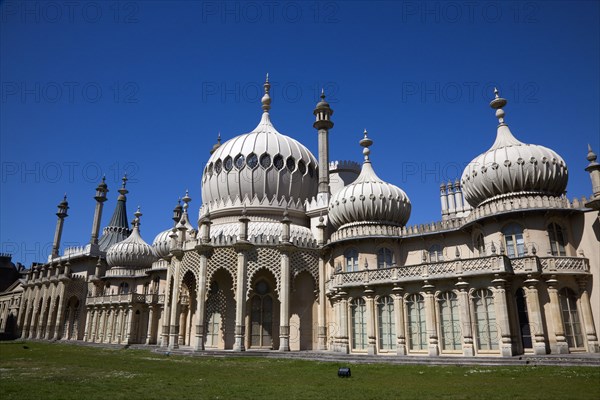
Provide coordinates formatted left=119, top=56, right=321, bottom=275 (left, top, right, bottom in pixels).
left=461, top=89, right=568, bottom=208
left=328, top=130, right=411, bottom=229
left=152, top=228, right=172, bottom=259
left=106, top=207, right=157, bottom=267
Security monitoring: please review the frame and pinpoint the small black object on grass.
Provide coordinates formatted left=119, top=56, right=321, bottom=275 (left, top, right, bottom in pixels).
left=338, top=367, right=351, bottom=378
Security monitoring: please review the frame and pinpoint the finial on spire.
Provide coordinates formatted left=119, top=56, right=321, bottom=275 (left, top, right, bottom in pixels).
left=118, top=174, right=129, bottom=197
left=182, top=190, right=191, bottom=211
left=261, top=73, right=271, bottom=113
left=321, top=87, right=325, bottom=99
left=217, top=132, right=221, bottom=144
left=490, top=87, right=508, bottom=124
left=359, top=129, right=373, bottom=162
left=587, top=144, right=597, bottom=163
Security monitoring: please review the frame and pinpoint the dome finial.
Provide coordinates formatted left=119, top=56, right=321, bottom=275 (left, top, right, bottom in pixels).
left=261, top=73, right=271, bottom=113
left=182, top=190, right=192, bottom=211
left=490, top=87, right=508, bottom=124
left=359, top=129, right=373, bottom=162
left=132, top=206, right=142, bottom=228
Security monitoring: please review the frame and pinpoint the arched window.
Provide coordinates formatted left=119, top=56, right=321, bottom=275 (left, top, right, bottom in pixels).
left=475, top=233, right=486, bottom=256
left=406, top=293, right=427, bottom=351
left=438, top=291, right=461, bottom=351
left=559, top=288, right=584, bottom=349
left=377, top=296, right=396, bottom=350
left=502, top=223, right=525, bottom=258
left=351, top=298, right=367, bottom=350
left=344, top=249, right=359, bottom=272
left=250, top=281, right=273, bottom=348
left=429, top=245, right=444, bottom=262
left=377, top=248, right=393, bottom=269
left=473, top=289, right=498, bottom=350
left=548, top=223, right=567, bottom=256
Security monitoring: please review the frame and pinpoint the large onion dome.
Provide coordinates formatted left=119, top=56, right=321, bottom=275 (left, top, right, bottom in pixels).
left=461, top=89, right=568, bottom=208
left=328, top=130, right=411, bottom=228
left=201, top=75, right=318, bottom=212
left=107, top=208, right=157, bottom=267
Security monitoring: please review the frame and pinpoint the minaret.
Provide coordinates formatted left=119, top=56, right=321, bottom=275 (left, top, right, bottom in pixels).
left=90, top=176, right=108, bottom=246
left=97, top=175, right=131, bottom=251
left=585, top=144, right=600, bottom=211
left=51, top=194, right=69, bottom=258
left=313, top=88, right=334, bottom=197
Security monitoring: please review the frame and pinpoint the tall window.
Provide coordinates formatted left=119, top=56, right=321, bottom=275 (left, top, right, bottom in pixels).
left=475, top=233, right=486, bottom=256
left=119, top=282, right=129, bottom=294
left=438, top=291, right=461, bottom=351
left=473, top=289, right=498, bottom=350
left=548, top=223, right=567, bottom=256
left=377, top=296, right=396, bottom=350
left=344, top=249, right=359, bottom=272
left=559, top=288, right=584, bottom=349
left=250, top=281, right=273, bottom=348
left=429, top=245, right=444, bottom=262
left=515, top=288, right=532, bottom=350
left=351, top=298, right=367, bottom=350
left=406, top=294, right=427, bottom=351
left=377, top=248, right=393, bottom=269
left=503, top=223, right=525, bottom=258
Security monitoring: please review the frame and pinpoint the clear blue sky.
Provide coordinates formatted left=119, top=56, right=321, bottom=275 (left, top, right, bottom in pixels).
left=1, top=1, right=599, bottom=265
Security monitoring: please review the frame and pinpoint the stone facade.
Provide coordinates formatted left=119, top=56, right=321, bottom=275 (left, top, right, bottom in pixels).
left=3, top=78, right=600, bottom=358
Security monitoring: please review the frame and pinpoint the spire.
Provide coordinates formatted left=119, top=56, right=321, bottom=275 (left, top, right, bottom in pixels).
left=587, top=144, right=598, bottom=165
left=261, top=73, right=271, bottom=113
left=359, top=129, right=373, bottom=163
left=98, top=174, right=131, bottom=251
left=489, top=87, right=522, bottom=150
left=172, top=197, right=183, bottom=223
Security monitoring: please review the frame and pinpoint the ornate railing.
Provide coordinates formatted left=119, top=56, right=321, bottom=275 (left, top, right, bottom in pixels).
left=329, top=255, right=589, bottom=290
left=539, top=256, right=589, bottom=274
left=86, top=293, right=164, bottom=306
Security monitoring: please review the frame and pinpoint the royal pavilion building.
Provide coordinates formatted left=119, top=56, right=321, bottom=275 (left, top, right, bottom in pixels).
left=2, top=76, right=599, bottom=358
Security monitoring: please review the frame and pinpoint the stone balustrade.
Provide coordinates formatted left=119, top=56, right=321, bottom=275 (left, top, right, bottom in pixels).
left=86, top=293, right=164, bottom=305
left=329, top=255, right=589, bottom=289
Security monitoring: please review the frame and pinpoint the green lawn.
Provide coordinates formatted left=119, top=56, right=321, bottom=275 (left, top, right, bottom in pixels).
left=1, top=342, right=598, bottom=400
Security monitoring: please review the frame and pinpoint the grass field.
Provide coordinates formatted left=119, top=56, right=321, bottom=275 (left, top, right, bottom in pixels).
left=1, top=341, right=599, bottom=400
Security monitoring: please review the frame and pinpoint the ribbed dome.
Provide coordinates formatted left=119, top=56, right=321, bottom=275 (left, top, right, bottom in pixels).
left=328, top=131, right=411, bottom=229
left=152, top=228, right=172, bottom=259
left=461, top=91, right=568, bottom=208
left=106, top=210, right=157, bottom=267
left=201, top=77, right=318, bottom=210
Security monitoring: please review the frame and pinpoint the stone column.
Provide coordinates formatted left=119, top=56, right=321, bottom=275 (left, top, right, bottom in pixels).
left=168, top=255, right=182, bottom=350
left=161, top=264, right=173, bottom=348
left=422, top=282, right=439, bottom=356
left=447, top=181, right=456, bottom=215
left=83, top=308, right=93, bottom=342
left=546, top=276, right=568, bottom=354
left=233, top=245, right=249, bottom=352
left=278, top=249, right=291, bottom=351
left=146, top=306, right=154, bottom=345
left=52, top=290, right=67, bottom=340
left=106, top=308, right=114, bottom=343
left=18, top=288, right=33, bottom=338
left=523, top=277, right=548, bottom=355
left=89, top=308, right=98, bottom=342
left=97, top=307, right=106, bottom=343
left=44, top=285, right=58, bottom=339
left=317, top=256, right=327, bottom=350
left=492, top=277, right=513, bottom=357
left=338, top=292, right=349, bottom=354
left=193, top=250, right=209, bottom=350
left=577, top=278, right=599, bottom=353
left=456, top=280, right=474, bottom=356
left=179, top=305, right=187, bottom=346
left=392, top=285, right=406, bottom=355
left=453, top=180, right=463, bottom=214
left=123, top=307, right=132, bottom=344
left=440, top=183, right=449, bottom=217
left=365, top=287, right=376, bottom=355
